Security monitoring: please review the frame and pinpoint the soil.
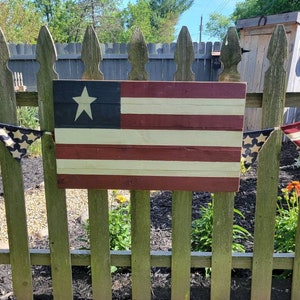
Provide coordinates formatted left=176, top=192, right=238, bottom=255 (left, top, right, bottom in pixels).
left=0, top=142, right=299, bottom=299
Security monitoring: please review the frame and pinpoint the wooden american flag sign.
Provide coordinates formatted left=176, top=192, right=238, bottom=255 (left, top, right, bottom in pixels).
left=53, top=80, right=246, bottom=192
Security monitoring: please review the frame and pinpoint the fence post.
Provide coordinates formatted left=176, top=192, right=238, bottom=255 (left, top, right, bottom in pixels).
left=127, top=27, right=151, bottom=300
left=211, top=27, right=242, bottom=300
left=171, top=26, right=194, bottom=300
left=36, top=26, right=73, bottom=299
left=81, top=25, right=112, bottom=299
left=0, top=27, right=33, bottom=300
left=251, top=24, right=287, bottom=300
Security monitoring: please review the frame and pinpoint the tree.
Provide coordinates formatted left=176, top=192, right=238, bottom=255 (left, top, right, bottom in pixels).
left=0, top=0, right=42, bottom=43
left=123, top=0, right=194, bottom=43
left=232, top=0, right=300, bottom=21
left=205, top=13, right=233, bottom=41
left=32, top=0, right=124, bottom=43
left=205, top=0, right=300, bottom=41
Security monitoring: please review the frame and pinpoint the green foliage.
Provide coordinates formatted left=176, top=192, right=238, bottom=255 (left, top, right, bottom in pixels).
left=191, top=199, right=251, bottom=253
left=274, top=181, right=300, bottom=253
left=109, top=203, right=131, bottom=251
left=232, top=0, right=300, bottom=21
left=0, top=0, right=42, bottom=43
left=17, top=107, right=41, bottom=156
left=205, top=13, right=233, bottom=41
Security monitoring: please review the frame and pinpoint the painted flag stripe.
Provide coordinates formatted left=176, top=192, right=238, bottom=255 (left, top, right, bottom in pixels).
left=54, top=128, right=243, bottom=147
left=121, top=81, right=247, bottom=99
left=57, top=174, right=240, bottom=192
left=56, top=159, right=240, bottom=177
left=121, top=97, right=245, bottom=115
left=55, top=144, right=241, bottom=162
left=121, top=114, right=244, bottom=130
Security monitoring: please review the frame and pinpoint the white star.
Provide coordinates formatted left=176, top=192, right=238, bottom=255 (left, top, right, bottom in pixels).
left=73, top=86, right=97, bottom=121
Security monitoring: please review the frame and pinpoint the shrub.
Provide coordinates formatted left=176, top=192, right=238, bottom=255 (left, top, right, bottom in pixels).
left=191, top=197, right=251, bottom=253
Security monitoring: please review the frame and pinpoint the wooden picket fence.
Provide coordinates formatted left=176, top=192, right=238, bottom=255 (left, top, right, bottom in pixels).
left=0, top=23, right=300, bottom=300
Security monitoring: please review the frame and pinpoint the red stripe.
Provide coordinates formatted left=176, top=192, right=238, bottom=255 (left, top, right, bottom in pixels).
left=281, top=122, right=300, bottom=134
left=57, top=174, right=240, bottom=192
left=56, top=144, right=241, bottom=162
left=121, top=81, right=246, bottom=99
left=121, top=114, right=244, bottom=130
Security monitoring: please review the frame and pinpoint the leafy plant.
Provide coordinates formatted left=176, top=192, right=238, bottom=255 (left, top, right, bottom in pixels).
left=17, top=106, right=41, bottom=156
left=83, top=195, right=131, bottom=273
left=274, top=181, right=300, bottom=253
left=109, top=202, right=131, bottom=251
left=191, top=198, right=251, bottom=253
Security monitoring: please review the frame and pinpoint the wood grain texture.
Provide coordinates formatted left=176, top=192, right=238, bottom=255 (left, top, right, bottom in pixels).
left=174, top=26, right=195, bottom=81
left=36, top=25, right=73, bottom=299
left=81, top=25, right=112, bottom=300
left=127, top=27, right=151, bottom=300
left=251, top=25, right=287, bottom=300
left=0, top=27, right=33, bottom=299
left=171, top=26, right=193, bottom=300
left=211, top=26, right=241, bottom=300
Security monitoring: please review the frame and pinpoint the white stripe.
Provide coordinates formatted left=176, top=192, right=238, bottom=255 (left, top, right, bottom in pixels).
left=55, top=128, right=243, bottom=147
left=57, top=159, right=240, bottom=177
left=286, top=132, right=300, bottom=141
left=121, top=97, right=245, bottom=115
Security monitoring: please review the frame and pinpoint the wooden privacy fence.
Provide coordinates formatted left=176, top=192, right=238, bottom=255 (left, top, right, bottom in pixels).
left=0, top=24, right=300, bottom=300
left=7, top=40, right=221, bottom=91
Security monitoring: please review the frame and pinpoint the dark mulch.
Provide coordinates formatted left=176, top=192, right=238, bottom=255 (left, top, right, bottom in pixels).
left=0, top=142, right=299, bottom=299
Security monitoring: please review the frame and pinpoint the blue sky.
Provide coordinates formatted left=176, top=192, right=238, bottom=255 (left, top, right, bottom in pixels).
left=123, top=0, right=241, bottom=42
left=176, top=0, right=241, bottom=42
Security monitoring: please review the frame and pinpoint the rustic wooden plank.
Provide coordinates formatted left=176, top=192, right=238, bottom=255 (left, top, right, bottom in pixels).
left=128, top=27, right=149, bottom=81
left=236, top=11, right=300, bottom=29
left=174, top=26, right=195, bottom=81
left=291, top=206, right=300, bottom=299
left=170, top=26, right=194, bottom=300
left=81, top=25, right=112, bottom=300
left=81, top=26, right=103, bottom=80
left=127, top=27, right=151, bottom=300
left=36, top=26, right=73, bottom=299
left=251, top=25, right=287, bottom=300
left=88, top=190, right=111, bottom=299
left=0, top=28, right=33, bottom=299
left=211, top=193, right=235, bottom=299
left=131, top=190, right=151, bottom=300
left=211, top=27, right=242, bottom=300
left=171, top=191, right=192, bottom=300
left=15, top=90, right=300, bottom=108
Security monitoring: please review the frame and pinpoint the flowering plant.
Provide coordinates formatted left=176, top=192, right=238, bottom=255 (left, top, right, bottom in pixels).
left=274, top=181, right=300, bottom=253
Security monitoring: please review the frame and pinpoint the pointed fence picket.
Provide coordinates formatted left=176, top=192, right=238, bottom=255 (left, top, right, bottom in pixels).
left=0, top=23, right=299, bottom=300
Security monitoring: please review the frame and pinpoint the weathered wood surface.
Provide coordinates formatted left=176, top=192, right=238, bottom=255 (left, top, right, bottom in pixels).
left=15, top=90, right=300, bottom=108
left=0, top=27, right=33, bottom=300
left=36, top=26, right=73, bottom=299
left=81, top=25, right=112, bottom=300
left=210, top=27, right=242, bottom=300
left=128, top=28, right=152, bottom=300
left=171, top=26, right=193, bottom=300
left=251, top=24, right=287, bottom=300
left=8, top=41, right=221, bottom=90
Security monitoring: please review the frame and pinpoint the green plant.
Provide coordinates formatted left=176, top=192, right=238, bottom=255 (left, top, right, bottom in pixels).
left=191, top=198, right=251, bottom=253
left=17, top=106, right=41, bottom=156
left=274, top=181, right=300, bottom=253
left=83, top=196, right=131, bottom=273
left=109, top=202, right=131, bottom=251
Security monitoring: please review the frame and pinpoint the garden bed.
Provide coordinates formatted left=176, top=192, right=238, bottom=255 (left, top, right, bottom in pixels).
left=0, top=142, right=299, bottom=299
